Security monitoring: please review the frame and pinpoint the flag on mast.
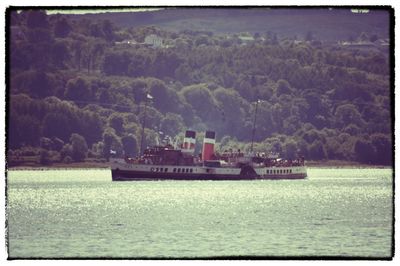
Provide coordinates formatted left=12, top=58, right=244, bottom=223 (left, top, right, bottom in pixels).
left=147, top=93, right=153, bottom=99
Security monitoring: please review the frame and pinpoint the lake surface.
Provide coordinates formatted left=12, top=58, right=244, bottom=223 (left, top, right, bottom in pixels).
left=6, top=168, right=393, bottom=259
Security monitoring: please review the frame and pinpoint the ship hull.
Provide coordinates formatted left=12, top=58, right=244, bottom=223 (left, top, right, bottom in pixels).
left=111, top=168, right=307, bottom=181
left=110, top=158, right=307, bottom=181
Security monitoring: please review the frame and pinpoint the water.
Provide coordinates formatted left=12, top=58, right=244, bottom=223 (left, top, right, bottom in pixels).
left=7, top=168, right=393, bottom=258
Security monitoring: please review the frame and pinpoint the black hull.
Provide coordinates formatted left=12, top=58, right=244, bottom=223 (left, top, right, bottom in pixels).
left=111, top=169, right=306, bottom=181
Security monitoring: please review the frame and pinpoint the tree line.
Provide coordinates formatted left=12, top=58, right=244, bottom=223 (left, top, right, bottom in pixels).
left=8, top=9, right=392, bottom=166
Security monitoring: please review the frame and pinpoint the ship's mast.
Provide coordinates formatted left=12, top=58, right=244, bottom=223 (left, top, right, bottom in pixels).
left=250, top=99, right=261, bottom=153
left=139, top=92, right=153, bottom=155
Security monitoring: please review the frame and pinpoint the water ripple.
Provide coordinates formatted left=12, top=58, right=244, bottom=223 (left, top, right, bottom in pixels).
left=7, top=168, right=393, bottom=258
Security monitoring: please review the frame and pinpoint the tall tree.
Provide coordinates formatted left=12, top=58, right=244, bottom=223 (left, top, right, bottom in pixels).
left=70, top=133, right=88, bottom=162
left=122, top=134, right=138, bottom=157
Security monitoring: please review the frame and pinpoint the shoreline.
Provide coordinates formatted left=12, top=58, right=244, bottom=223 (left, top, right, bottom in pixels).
left=6, top=160, right=392, bottom=170
left=305, top=160, right=391, bottom=169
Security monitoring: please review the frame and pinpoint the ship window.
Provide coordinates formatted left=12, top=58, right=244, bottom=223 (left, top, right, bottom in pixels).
left=266, top=170, right=269, bottom=174
left=290, top=169, right=292, bottom=173
left=165, top=168, right=168, bottom=172
left=173, top=168, right=176, bottom=173
left=156, top=168, right=159, bottom=172
left=177, top=168, right=181, bottom=173
left=190, top=169, right=193, bottom=173
left=280, top=170, right=282, bottom=174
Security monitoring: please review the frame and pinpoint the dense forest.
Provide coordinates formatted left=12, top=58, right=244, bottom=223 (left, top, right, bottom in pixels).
left=7, top=8, right=393, bottom=166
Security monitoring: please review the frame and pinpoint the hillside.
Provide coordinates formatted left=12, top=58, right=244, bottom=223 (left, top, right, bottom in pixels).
left=65, top=8, right=391, bottom=41
left=7, top=7, right=393, bottom=167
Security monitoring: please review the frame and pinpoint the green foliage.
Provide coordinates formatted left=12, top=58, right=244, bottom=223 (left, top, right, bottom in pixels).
left=52, top=137, right=64, bottom=151
left=54, top=17, right=72, bottom=38
left=276, top=79, right=293, bottom=96
left=180, top=84, right=219, bottom=123
left=108, top=113, right=125, bottom=135
left=26, top=10, right=49, bottom=29
left=8, top=113, right=41, bottom=149
left=63, top=155, right=73, bottom=164
left=354, top=139, right=375, bottom=164
left=102, top=128, right=122, bottom=160
left=308, top=140, right=327, bottom=160
left=282, top=140, right=298, bottom=160
left=371, top=133, right=392, bottom=165
left=11, top=70, right=56, bottom=98
left=42, top=112, right=71, bottom=141
left=70, top=133, right=88, bottom=162
left=64, top=77, right=91, bottom=101
left=40, top=137, right=53, bottom=150
left=8, top=10, right=392, bottom=165
left=39, top=149, right=51, bottom=165
left=160, top=113, right=184, bottom=137
left=60, top=143, right=73, bottom=160
left=121, top=134, right=138, bottom=157
left=334, top=104, right=365, bottom=129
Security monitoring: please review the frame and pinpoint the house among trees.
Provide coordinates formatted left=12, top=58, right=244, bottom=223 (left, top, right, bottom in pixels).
left=115, top=39, right=137, bottom=48
left=238, top=33, right=255, bottom=45
left=144, top=34, right=163, bottom=48
left=7, top=9, right=392, bottom=167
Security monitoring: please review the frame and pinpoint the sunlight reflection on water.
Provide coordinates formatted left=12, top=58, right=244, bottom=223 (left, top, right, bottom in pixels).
left=7, top=168, right=393, bottom=258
